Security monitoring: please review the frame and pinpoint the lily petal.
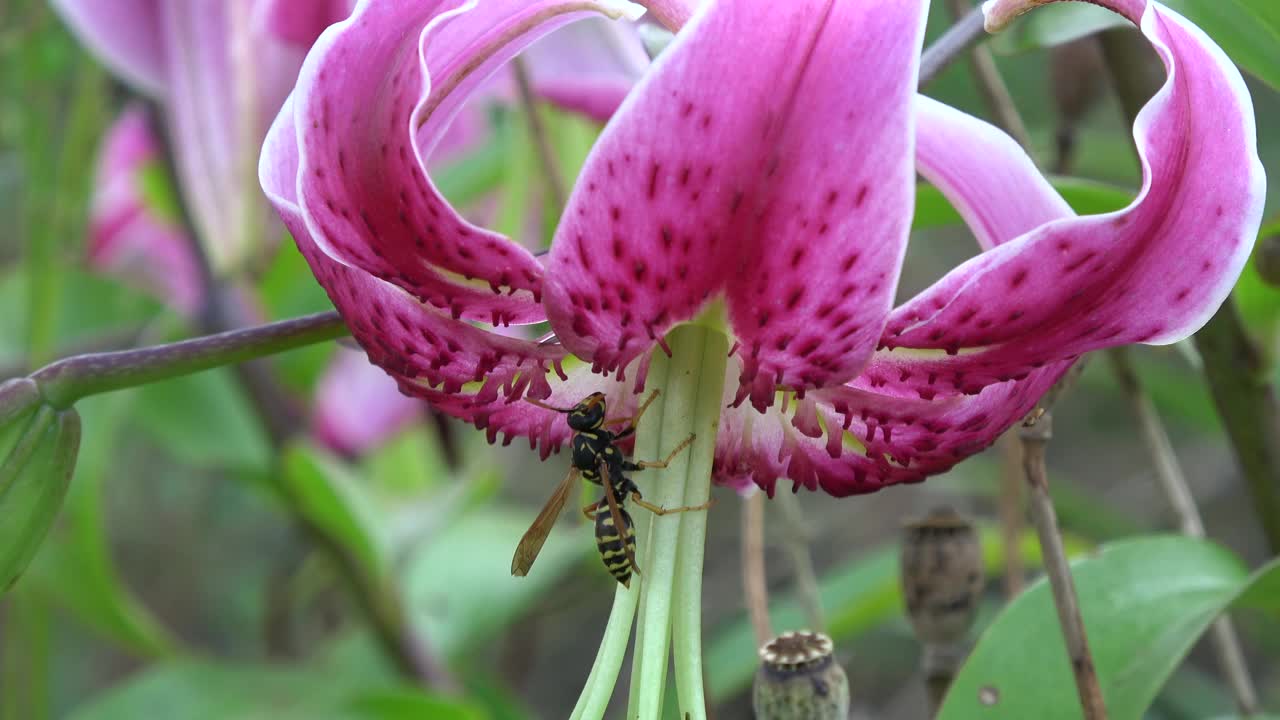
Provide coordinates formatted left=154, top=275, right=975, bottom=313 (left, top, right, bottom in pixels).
left=51, top=0, right=166, bottom=96
left=878, top=0, right=1264, bottom=399
left=544, top=0, right=928, bottom=411
left=263, top=97, right=568, bottom=402
left=87, top=108, right=203, bottom=316
left=291, top=0, right=640, bottom=327
left=259, top=0, right=355, bottom=47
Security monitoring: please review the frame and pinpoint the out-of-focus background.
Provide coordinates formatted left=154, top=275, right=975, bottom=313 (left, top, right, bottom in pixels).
left=1, top=0, right=1278, bottom=718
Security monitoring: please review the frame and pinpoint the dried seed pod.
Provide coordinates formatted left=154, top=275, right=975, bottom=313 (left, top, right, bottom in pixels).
left=752, top=630, right=849, bottom=720
left=899, top=507, right=985, bottom=645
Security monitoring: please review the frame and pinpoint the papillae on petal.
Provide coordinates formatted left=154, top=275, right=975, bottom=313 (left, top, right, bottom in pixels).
left=544, top=0, right=928, bottom=411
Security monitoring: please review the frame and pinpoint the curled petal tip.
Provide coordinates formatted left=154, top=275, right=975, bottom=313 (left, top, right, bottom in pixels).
left=603, top=0, right=646, bottom=21
left=981, top=0, right=1051, bottom=33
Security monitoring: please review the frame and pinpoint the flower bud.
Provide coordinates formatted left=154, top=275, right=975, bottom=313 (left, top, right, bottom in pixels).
left=752, top=630, right=849, bottom=720
left=1, top=405, right=81, bottom=593
left=1255, top=232, right=1280, bottom=288
left=899, top=506, right=985, bottom=645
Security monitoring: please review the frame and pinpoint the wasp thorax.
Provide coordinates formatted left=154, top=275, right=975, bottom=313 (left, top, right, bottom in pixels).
left=752, top=630, right=849, bottom=720
left=567, top=392, right=607, bottom=431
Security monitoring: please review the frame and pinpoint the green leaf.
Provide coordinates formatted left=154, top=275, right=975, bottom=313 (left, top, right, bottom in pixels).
left=21, top=394, right=177, bottom=657
left=65, top=660, right=482, bottom=720
left=0, top=404, right=80, bottom=593
left=128, top=369, right=271, bottom=474
left=343, top=688, right=486, bottom=720
left=404, top=507, right=590, bottom=656
left=705, top=526, right=1092, bottom=701
left=989, top=0, right=1280, bottom=91
left=0, top=267, right=164, bottom=368
left=937, top=536, right=1280, bottom=720
left=282, top=444, right=390, bottom=579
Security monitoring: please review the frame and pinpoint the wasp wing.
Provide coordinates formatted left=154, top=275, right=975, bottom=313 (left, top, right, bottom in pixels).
left=511, top=467, right=579, bottom=577
left=598, top=462, right=640, bottom=578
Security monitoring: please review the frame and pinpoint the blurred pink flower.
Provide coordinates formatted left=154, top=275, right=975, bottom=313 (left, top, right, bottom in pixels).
left=53, top=0, right=354, bottom=271
left=311, top=348, right=425, bottom=457
left=87, top=106, right=202, bottom=316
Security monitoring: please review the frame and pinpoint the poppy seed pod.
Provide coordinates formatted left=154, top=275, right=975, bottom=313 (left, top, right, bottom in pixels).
left=752, top=630, right=849, bottom=720
left=900, top=507, right=985, bottom=645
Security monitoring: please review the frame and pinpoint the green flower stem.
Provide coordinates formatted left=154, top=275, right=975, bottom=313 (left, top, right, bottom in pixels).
left=27, top=311, right=348, bottom=409
left=670, top=327, right=728, bottom=718
left=568, top=583, right=640, bottom=720
left=628, top=322, right=727, bottom=720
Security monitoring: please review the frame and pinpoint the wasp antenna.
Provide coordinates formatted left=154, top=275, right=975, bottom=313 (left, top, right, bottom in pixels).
left=524, top=396, right=574, bottom=413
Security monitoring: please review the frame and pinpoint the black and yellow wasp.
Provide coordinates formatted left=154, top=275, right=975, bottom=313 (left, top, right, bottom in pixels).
left=510, top=390, right=711, bottom=587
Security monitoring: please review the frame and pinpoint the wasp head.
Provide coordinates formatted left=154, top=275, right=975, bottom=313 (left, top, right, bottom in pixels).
left=567, top=392, right=607, bottom=431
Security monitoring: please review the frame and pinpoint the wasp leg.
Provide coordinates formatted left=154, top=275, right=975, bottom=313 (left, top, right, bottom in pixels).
left=629, top=492, right=716, bottom=516
left=629, top=433, right=696, bottom=470
left=580, top=499, right=603, bottom=521
left=603, top=389, right=661, bottom=430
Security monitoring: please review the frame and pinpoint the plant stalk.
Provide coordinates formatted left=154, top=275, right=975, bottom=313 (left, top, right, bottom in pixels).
left=1106, top=348, right=1259, bottom=713
left=1020, top=414, right=1108, bottom=720
left=28, top=311, right=348, bottom=409
left=742, top=492, right=772, bottom=647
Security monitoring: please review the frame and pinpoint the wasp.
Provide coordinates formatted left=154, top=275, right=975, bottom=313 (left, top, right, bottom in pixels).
left=510, top=390, right=712, bottom=587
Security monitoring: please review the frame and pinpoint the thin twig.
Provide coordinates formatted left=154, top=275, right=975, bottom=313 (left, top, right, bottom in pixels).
left=1099, top=29, right=1280, bottom=554
left=942, top=0, right=1032, bottom=148
left=1106, top=348, right=1259, bottom=713
left=1021, top=414, right=1108, bottom=720
left=511, top=56, right=567, bottom=214
left=144, top=105, right=306, bottom=446
left=28, top=311, right=348, bottom=409
left=919, top=5, right=988, bottom=88
left=741, top=493, right=772, bottom=647
left=774, top=490, right=826, bottom=633
left=998, top=432, right=1026, bottom=597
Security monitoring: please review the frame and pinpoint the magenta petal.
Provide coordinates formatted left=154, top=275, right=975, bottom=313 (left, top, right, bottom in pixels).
left=51, top=0, right=166, bottom=95
left=544, top=0, right=928, bottom=409
left=264, top=97, right=570, bottom=407
left=87, top=108, right=203, bottom=316
left=422, top=357, right=653, bottom=460
left=876, top=0, right=1265, bottom=399
left=259, top=0, right=355, bottom=47
left=291, top=0, right=639, bottom=326
left=916, top=95, right=1072, bottom=252
left=312, top=348, right=423, bottom=456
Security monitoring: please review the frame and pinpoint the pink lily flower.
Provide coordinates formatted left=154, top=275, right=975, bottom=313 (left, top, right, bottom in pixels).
left=261, top=0, right=1262, bottom=498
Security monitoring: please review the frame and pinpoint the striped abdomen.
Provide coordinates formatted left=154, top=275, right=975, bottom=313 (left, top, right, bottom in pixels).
left=594, top=504, right=636, bottom=587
